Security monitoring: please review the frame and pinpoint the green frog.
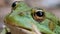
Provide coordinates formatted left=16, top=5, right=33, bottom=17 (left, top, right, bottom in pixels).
left=1, top=1, right=60, bottom=34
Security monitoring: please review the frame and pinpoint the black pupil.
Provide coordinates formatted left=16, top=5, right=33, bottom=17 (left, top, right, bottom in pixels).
left=36, top=11, right=44, bottom=17
left=12, top=2, right=16, bottom=7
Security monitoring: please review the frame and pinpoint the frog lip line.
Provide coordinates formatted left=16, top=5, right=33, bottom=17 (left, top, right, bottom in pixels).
left=4, top=17, right=32, bottom=31
left=5, top=21, right=32, bottom=31
left=5, top=20, right=46, bottom=34
left=16, top=26, right=32, bottom=31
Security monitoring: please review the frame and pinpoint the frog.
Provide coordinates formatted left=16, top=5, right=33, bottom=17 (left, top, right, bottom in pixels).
left=1, top=1, right=60, bottom=34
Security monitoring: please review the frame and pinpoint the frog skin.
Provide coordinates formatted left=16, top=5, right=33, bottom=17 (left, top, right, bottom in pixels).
left=3, top=1, right=60, bottom=34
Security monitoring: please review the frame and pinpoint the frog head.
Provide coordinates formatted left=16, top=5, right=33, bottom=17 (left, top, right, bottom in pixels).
left=4, top=1, right=60, bottom=34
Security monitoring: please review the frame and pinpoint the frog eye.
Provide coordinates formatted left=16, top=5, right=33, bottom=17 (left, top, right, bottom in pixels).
left=12, top=1, right=17, bottom=8
left=31, top=9, right=45, bottom=22
left=35, top=10, right=44, bottom=17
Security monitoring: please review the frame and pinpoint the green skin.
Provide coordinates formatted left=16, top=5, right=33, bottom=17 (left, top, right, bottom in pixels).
left=3, top=1, right=60, bottom=34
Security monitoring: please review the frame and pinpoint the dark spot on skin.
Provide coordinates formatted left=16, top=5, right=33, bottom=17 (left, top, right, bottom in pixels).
left=6, top=32, right=11, bottom=34
left=57, top=21, right=60, bottom=26
left=41, top=32, right=46, bottom=34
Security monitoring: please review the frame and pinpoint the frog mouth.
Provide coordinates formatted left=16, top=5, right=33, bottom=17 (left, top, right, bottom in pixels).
left=5, top=21, right=46, bottom=34
left=17, top=26, right=32, bottom=31
left=16, top=25, right=46, bottom=34
left=17, top=26, right=45, bottom=34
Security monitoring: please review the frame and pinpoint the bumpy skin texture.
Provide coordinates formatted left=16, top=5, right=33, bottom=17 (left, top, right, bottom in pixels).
left=4, top=1, right=60, bottom=34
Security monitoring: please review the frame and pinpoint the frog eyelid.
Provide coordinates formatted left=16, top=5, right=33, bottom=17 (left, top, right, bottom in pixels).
left=36, top=10, right=43, bottom=12
left=35, top=10, right=45, bottom=17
